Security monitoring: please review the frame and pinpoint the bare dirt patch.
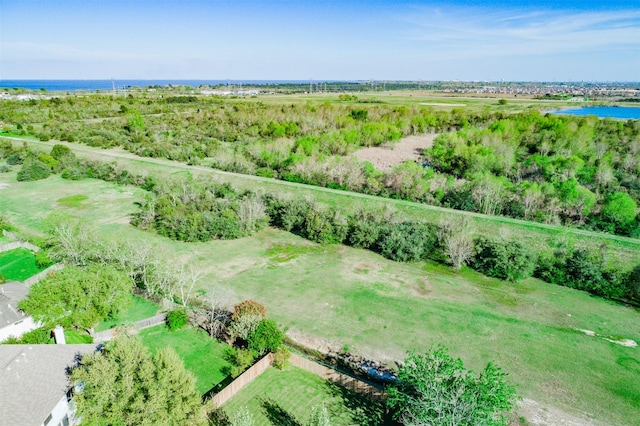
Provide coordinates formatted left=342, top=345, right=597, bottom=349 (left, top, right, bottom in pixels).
left=351, top=134, right=437, bottom=171
left=516, top=398, right=606, bottom=426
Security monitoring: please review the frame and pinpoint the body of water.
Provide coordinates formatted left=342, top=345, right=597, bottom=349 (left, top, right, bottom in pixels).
left=547, top=106, right=640, bottom=120
left=0, top=79, right=323, bottom=92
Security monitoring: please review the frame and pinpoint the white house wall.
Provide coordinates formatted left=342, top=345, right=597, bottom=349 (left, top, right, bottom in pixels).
left=0, top=316, right=39, bottom=342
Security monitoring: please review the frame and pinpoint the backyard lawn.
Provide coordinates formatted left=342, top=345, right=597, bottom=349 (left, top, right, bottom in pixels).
left=94, top=294, right=160, bottom=331
left=223, top=366, right=387, bottom=426
left=0, top=248, right=43, bottom=281
left=138, top=325, right=231, bottom=394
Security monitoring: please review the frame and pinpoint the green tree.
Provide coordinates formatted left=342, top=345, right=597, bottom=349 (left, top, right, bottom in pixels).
left=248, top=318, right=283, bottom=356
left=18, top=264, right=131, bottom=328
left=17, top=158, right=50, bottom=181
left=601, top=192, right=637, bottom=234
left=387, top=346, right=517, bottom=426
left=472, top=237, right=537, bottom=282
left=70, top=337, right=205, bottom=425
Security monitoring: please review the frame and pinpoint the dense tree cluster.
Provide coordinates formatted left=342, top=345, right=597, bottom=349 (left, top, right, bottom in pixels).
left=18, top=264, right=131, bottom=328
left=70, top=337, right=206, bottom=425
left=387, top=346, right=517, bottom=426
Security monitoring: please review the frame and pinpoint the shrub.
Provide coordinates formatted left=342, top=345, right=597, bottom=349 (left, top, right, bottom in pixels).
left=232, top=300, right=267, bottom=320
left=247, top=318, right=283, bottom=356
left=223, top=347, right=256, bottom=378
left=17, top=159, right=51, bottom=182
left=0, top=163, right=10, bottom=173
left=5, top=152, right=23, bottom=165
left=0, top=273, right=5, bottom=284
left=272, top=346, right=291, bottom=370
left=166, top=308, right=189, bottom=331
left=21, top=327, right=51, bottom=344
left=376, top=221, right=437, bottom=262
left=35, top=250, right=53, bottom=268
left=61, top=166, right=87, bottom=180
left=472, top=237, right=537, bottom=282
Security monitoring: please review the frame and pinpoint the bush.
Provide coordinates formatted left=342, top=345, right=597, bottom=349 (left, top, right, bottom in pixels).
left=166, top=308, right=189, bottom=331
left=35, top=250, right=53, bottom=268
left=247, top=318, right=283, bottom=356
left=5, top=152, right=23, bottom=165
left=223, top=347, right=256, bottom=378
left=376, top=221, right=437, bottom=262
left=273, top=346, right=291, bottom=370
left=472, top=237, right=537, bottom=282
left=0, top=163, right=10, bottom=173
left=61, top=166, right=87, bottom=180
left=17, top=159, right=51, bottom=182
left=21, top=327, right=51, bottom=344
left=232, top=300, right=267, bottom=320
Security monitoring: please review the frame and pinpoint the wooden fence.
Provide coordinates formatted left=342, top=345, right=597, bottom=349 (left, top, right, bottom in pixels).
left=0, top=241, right=40, bottom=253
left=211, top=353, right=274, bottom=408
left=288, top=353, right=387, bottom=402
left=92, top=312, right=166, bottom=343
left=22, top=264, right=63, bottom=287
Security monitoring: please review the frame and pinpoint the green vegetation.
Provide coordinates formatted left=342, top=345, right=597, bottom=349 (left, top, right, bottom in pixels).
left=70, top=337, right=206, bottom=425
left=223, top=366, right=387, bottom=425
left=138, top=325, right=231, bottom=394
left=57, top=194, right=89, bottom=208
left=93, top=294, right=159, bottom=332
left=0, top=248, right=44, bottom=281
left=18, top=264, right=132, bottom=328
left=167, top=308, right=189, bottom=331
left=0, top=92, right=638, bottom=425
left=387, top=346, right=517, bottom=425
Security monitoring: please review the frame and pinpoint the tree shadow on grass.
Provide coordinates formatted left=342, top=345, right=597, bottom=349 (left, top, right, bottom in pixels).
left=321, top=380, right=397, bottom=426
left=259, top=397, right=302, bottom=426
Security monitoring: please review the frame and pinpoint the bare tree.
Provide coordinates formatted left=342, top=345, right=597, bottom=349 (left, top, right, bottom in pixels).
left=438, top=216, right=474, bottom=270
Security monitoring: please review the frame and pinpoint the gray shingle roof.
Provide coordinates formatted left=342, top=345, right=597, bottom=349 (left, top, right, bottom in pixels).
left=0, top=344, right=98, bottom=426
left=0, top=282, right=30, bottom=328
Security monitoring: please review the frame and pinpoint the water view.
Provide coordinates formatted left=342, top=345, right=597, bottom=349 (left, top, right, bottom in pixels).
left=547, top=106, right=640, bottom=120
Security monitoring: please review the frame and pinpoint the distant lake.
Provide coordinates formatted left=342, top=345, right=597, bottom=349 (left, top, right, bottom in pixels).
left=547, top=106, right=640, bottom=120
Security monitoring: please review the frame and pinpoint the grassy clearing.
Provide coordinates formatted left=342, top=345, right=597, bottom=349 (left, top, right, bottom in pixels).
left=0, top=247, right=43, bottom=281
left=57, top=194, right=89, bottom=208
left=1, top=148, right=639, bottom=424
left=94, top=294, right=160, bottom=332
left=138, top=325, right=231, bottom=394
left=223, top=366, right=387, bottom=426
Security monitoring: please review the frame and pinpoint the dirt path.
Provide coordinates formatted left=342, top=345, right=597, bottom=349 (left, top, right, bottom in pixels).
left=351, top=134, right=437, bottom=171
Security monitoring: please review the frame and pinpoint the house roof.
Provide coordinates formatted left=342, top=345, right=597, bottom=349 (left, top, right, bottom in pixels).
left=0, top=344, right=99, bottom=426
left=0, top=281, right=30, bottom=328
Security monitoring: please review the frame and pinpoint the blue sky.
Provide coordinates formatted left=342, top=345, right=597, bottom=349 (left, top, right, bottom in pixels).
left=0, top=0, right=638, bottom=81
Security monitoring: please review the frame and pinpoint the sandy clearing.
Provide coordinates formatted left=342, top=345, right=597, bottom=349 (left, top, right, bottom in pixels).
left=0, top=183, right=8, bottom=190
left=351, top=134, right=437, bottom=171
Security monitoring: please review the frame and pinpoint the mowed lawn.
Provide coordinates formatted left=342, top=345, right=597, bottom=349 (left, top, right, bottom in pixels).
left=1, top=163, right=639, bottom=424
left=0, top=248, right=43, bottom=281
left=138, top=325, right=231, bottom=394
left=223, top=366, right=387, bottom=426
left=94, top=294, right=160, bottom=332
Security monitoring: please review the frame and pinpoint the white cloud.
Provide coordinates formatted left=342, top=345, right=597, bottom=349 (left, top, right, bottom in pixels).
left=399, top=8, right=640, bottom=60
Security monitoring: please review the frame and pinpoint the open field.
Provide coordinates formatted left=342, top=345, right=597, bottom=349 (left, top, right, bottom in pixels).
left=138, top=325, right=231, bottom=394
left=0, top=153, right=639, bottom=424
left=3, top=136, right=639, bottom=266
left=0, top=248, right=43, bottom=281
left=223, top=366, right=387, bottom=426
left=94, top=294, right=161, bottom=332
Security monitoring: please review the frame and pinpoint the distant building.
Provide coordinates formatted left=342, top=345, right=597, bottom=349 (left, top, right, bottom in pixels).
left=0, top=281, right=40, bottom=342
left=0, top=344, right=99, bottom=426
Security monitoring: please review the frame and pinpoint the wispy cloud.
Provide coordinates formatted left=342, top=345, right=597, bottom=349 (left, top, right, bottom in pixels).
left=399, top=7, right=640, bottom=60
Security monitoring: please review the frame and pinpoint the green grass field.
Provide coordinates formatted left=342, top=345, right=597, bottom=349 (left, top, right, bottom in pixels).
left=223, top=366, right=387, bottom=426
left=138, top=325, right=231, bottom=394
left=0, top=152, right=639, bottom=424
left=0, top=247, right=43, bottom=281
left=94, top=294, right=160, bottom=332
